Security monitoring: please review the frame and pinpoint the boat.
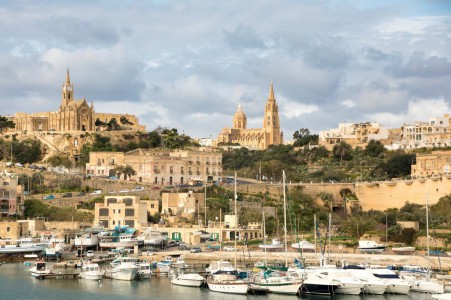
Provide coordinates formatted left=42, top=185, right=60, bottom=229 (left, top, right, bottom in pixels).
left=192, top=230, right=211, bottom=240
left=250, top=270, right=303, bottom=295
left=258, top=238, right=283, bottom=251
left=104, top=257, right=139, bottom=281
left=79, top=262, right=103, bottom=280
left=432, top=294, right=451, bottom=300
left=136, top=262, right=152, bottom=279
left=291, top=240, right=316, bottom=252
left=343, top=268, right=388, bottom=295
left=29, top=260, right=53, bottom=278
left=309, top=269, right=364, bottom=295
left=171, top=267, right=205, bottom=287
left=368, top=268, right=411, bottom=294
left=74, top=233, right=99, bottom=248
left=0, top=238, right=48, bottom=254
left=300, top=271, right=340, bottom=295
left=358, top=240, right=385, bottom=253
left=99, top=234, right=139, bottom=249
left=392, top=246, right=416, bottom=255
left=140, top=228, right=168, bottom=248
left=206, top=260, right=236, bottom=274
left=207, top=272, right=249, bottom=294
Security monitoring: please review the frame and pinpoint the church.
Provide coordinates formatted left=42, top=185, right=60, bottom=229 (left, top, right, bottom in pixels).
left=215, top=82, right=283, bottom=150
left=12, top=70, right=144, bottom=132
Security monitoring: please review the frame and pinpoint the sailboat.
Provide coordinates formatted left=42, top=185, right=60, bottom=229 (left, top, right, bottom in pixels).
left=250, top=171, right=304, bottom=295
left=207, top=172, right=249, bottom=295
left=407, top=193, right=444, bottom=294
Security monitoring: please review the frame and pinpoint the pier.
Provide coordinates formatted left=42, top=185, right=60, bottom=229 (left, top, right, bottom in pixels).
left=34, top=272, right=80, bottom=280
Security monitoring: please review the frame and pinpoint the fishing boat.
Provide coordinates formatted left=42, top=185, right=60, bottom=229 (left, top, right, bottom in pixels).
left=358, top=240, right=386, bottom=253
left=74, top=233, right=99, bottom=248
left=250, top=269, right=303, bottom=295
left=79, top=262, right=103, bottom=280
left=207, top=272, right=249, bottom=294
left=171, top=267, right=205, bottom=287
left=136, top=262, right=152, bottom=279
left=0, top=238, right=48, bottom=254
left=258, top=238, right=283, bottom=251
left=192, top=230, right=211, bottom=240
left=291, top=240, right=316, bottom=252
left=392, top=246, right=416, bottom=255
left=29, top=260, right=53, bottom=277
left=104, top=257, right=139, bottom=281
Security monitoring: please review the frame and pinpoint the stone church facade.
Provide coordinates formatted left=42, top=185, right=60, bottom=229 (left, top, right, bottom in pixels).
left=215, top=82, right=283, bottom=150
left=12, top=70, right=144, bottom=133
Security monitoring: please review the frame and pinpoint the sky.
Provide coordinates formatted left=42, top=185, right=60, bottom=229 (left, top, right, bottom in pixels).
left=1, top=0, right=450, bottom=140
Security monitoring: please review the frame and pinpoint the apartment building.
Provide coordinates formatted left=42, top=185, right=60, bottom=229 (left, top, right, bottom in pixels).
left=0, top=171, right=22, bottom=217
left=411, top=150, right=451, bottom=177
left=399, top=114, right=451, bottom=149
left=94, top=195, right=148, bottom=230
left=161, top=191, right=205, bottom=220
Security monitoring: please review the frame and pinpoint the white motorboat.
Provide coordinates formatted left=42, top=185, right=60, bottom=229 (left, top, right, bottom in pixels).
left=291, top=240, right=316, bottom=252
left=74, top=233, right=99, bottom=248
left=29, top=260, right=53, bottom=278
left=99, top=234, right=138, bottom=249
left=369, top=268, right=411, bottom=294
left=192, top=230, right=211, bottom=240
left=104, top=262, right=139, bottom=281
left=410, top=279, right=445, bottom=294
left=300, top=271, right=340, bottom=295
left=250, top=270, right=303, bottom=295
left=259, top=238, right=284, bottom=251
left=358, top=240, right=386, bottom=253
left=110, top=256, right=139, bottom=268
left=136, top=262, right=152, bottom=279
left=348, top=269, right=388, bottom=295
left=0, top=238, right=48, bottom=254
left=171, top=268, right=205, bottom=287
left=311, top=270, right=364, bottom=295
left=79, top=262, right=103, bottom=280
left=207, top=273, right=249, bottom=294
left=141, top=229, right=167, bottom=247
left=392, top=246, right=416, bottom=255
left=432, top=294, right=451, bottom=300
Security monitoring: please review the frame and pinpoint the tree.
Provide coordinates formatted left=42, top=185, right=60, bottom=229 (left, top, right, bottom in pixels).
left=107, top=118, right=120, bottom=131
left=0, top=115, right=15, bottom=133
left=112, top=166, right=125, bottom=179
left=333, top=141, right=352, bottom=162
left=123, top=164, right=136, bottom=180
left=364, top=140, right=385, bottom=158
left=293, top=128, right=319, bottom=147
left=120, top=116, right=134, bottom=125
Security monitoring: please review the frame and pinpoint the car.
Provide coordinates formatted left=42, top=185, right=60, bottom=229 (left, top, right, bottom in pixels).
left=132, top=186, right=145, bottom=192
left=223, top=246, right=236, bottom=252
left=108, top=190, right=117, bottom=194
left=89, top=190, right=102, bottom=195
left=119, top=189, right=129, bottom=193
left=86, top=250, right=94, bottom=258
left=5, top=162, right=13, bottom=167
left=190, top=247, right=202, bottom=253
left=178, top=243, right=190, bottom=251
left=28, top=164, right=37, bottom=170
left=14, top=162, right=23, bottom=167
left=44, top=194, right=55, bottom=200
left=109, top=176, right=119, bottom=180
left=37, top=166, right=47, bottom=171
left=62, top=192, right=72, bottom=198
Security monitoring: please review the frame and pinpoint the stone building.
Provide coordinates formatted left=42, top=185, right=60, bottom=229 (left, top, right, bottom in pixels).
left=161, top=191, right=205, bottom=220
left=0, top=221, right=29, bottom=239
left=398, top=114, right=451, bottom=149
left=10, top=69, right=145, bottom=133
left=94, top=195, right=148, bottom=230
left=411, top=150, right=451, bottom=177
left=319, top=122, right=389, bottom=150
left=0, top=171, right=22, bottom=217
left=86, top=147, right=222, bottom=185
left=215, top=82, right=283, bottom=150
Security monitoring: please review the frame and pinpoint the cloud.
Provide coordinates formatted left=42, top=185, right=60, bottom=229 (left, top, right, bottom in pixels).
left=388, top=51, right=451, bottom=78
left=222, top=24, right=266, bottom=50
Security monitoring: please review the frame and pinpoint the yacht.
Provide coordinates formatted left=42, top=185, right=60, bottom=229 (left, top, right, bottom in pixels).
left=99, top=234, right=138, bottom=249
left=79, top=262, right=103, bottom=280
left=0, top=237, right=48, bottom=254
left=291, top=240, right=316, bottom=252
left=310, top=269, right=365, bottom=295
left=136, top=262, right=152, bottom=279
left=300, top=271, right=340, bottom=295
left=140, top=229, right=167, bottom=248
left=104, top=257, right=139, bottom=281
left=358, top=240, right=386, bottom=253
left=207, top=272, right=249, bottom=295
left=250, top=270, right=304, bottom=295
left=347, top=269, right=388, bottom=294
left=74, top=233, right=99, bottom=248
left=369, top=268, right=411, bottom=294
left=258, top=238, right=284, bottom=251
left=392, top=246, right=416, bottom=255
left=171, top=267, right=205, bottom=287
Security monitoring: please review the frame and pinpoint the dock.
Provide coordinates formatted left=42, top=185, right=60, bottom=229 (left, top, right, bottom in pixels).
left=35, top=272, right=80, bottom=280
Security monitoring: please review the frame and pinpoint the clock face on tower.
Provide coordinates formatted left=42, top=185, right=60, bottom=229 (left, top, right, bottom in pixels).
left=66, top=86, right=72, bottom=92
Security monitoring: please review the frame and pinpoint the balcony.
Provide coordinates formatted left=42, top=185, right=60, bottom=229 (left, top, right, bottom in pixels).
left=196, top=161, right=201, bottom=165
left=196, top=171, right=201, bottom=175
left=189, top=171, right=193, bottom=175
left=153, top=169, right=160, bottom=174
left=206, top=161, right=210, bottom=165
left=189, top=161, right=193, bottom=164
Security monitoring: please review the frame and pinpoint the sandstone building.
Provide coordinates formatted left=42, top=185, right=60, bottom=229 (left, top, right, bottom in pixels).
left=215, top=82, right=283, bottom=150
left=398, top=114, right=451, bottom=149
left=86, top=147, right=222, bottom=185
left=411, top=150, right=451, bottom=177
left=10, top=69, right=145, bottom=133
left=161, top=191, right=205, bottom=220
left=0, top=171, right=22, bottom=217
left=94, top=195, right=148, bottom=230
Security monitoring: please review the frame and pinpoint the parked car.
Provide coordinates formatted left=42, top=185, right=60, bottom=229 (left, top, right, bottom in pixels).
left=37, top=166, right=47, bottom=171
left=14, top=162, right=23, bottom=167
left=108, top=190, right=117, bottom=194
left=132, top=186, right=145, bottom=192
left=5, top=162, right=13, bottom=167
left=119, top=189, right=129, bottom=193
left=86, top=250, right=94, bottom=258
left=190, top=247, right=202, bottom=253
left=44, top=194, right=55, bottom=200
left=75, top=192, right=85, bottom=196
left=62, top=192, right=72, bottom=198
left=178, top=243, right=190, bottom=251
left=89, top=190, right=102, bottom=195
left=223, top=246, right=236, bottom=252
left=109, top=176, right=119, bottom=180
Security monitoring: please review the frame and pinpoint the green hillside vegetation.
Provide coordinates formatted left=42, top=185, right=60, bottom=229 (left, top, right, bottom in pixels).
left=24, top=199, right=93, bottom=222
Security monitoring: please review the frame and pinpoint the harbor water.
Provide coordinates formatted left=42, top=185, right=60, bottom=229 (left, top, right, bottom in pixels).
left=0, top=262, right=439, bottom=300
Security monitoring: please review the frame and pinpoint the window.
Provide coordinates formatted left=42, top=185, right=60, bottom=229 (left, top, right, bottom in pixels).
left=7, top=227, right=10, bottom=232
left=151, top=204, right=154, bottom=208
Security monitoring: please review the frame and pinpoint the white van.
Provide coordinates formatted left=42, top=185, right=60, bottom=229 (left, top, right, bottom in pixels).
left=89, top=190, right=102, bottom=195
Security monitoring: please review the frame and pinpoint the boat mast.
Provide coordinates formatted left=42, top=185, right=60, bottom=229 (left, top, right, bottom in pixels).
left=219, top=208, right=222, bottom=260
left=234, top=171, right=237, bottom=269
left=328, top=212, right=332, bottom=262
left=263, top=210, right=267, bottom=266
left=314, top=214, right=317, bottom=257
left=283, top=170, right=288, bottom=267
left=426, top=192, right=431, bottom=274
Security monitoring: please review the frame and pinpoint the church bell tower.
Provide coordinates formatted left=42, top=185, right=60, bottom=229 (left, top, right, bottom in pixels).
left=263, top=81, right=282, bottom=145
left=61, top=68, right=74, bottom=110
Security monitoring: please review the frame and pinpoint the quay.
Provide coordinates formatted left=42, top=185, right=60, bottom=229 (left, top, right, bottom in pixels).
left=34, top=272, right=80, bottom=280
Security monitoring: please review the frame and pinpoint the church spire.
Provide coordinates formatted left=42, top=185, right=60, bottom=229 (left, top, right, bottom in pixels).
left=66, top=68, right=71, bottom=84
left=268, top=80, right=275, bottom=101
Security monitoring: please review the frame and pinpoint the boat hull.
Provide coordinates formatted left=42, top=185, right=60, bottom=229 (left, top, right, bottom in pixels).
left=251, top=282, right=302, bottom=295
left=208, top=281, right=249, bottom=294
left=104, top=267, right=138, bottom=281
left=411, top=280, right=445, bottom=294
left=172, top=278, right=205, bottom=287
left=80, top=272, right=103, bottom=280
left=301, top=283, right=339, bottom=295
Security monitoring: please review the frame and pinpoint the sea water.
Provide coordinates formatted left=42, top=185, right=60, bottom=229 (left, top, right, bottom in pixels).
left=0, top=262, right=436, bottom=300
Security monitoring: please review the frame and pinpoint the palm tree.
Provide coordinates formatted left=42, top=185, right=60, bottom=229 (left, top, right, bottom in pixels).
left=333, top=140, right=352, bottom=163
left=112, top=166, right=125, bottom=179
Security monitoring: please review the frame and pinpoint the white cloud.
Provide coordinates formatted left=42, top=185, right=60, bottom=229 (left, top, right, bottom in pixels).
left=341, top=99, right=356, bottom=108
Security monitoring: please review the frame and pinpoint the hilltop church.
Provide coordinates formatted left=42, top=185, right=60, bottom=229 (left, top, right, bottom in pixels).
left=215, top=82, right=283, bottom=150
left=11, top=69, right=144, bottom=133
